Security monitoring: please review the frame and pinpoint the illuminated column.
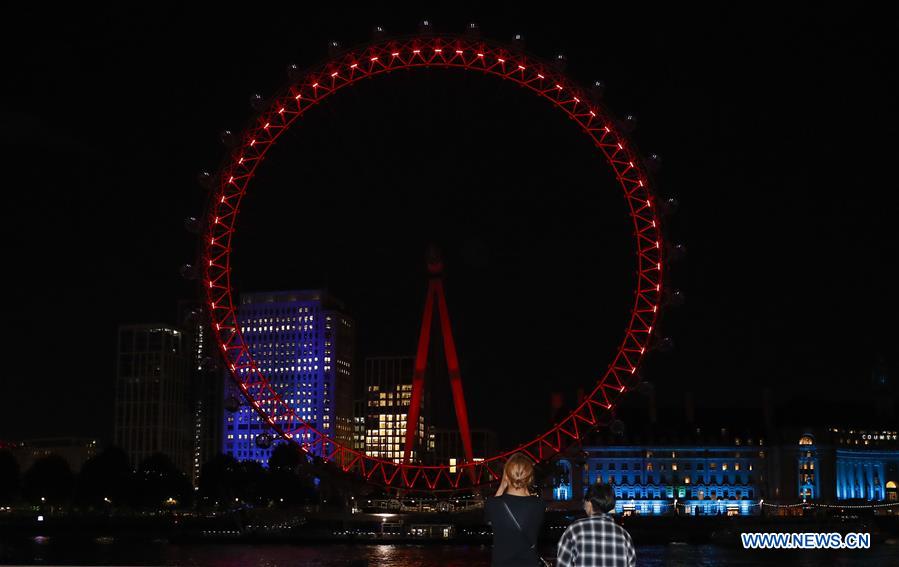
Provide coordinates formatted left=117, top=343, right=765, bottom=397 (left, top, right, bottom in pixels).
left=840, top=461, right=849, bottom=500
left=836, top=460, right=843, bottom=499
left=855, top=462, right=863, bottom=499
left=873, top=462, right=882, bottom=500
left=866, top=462, right=874, bottom=501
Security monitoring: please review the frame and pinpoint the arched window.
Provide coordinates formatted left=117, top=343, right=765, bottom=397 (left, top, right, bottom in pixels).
left=798, top=435, right=815, bottom=446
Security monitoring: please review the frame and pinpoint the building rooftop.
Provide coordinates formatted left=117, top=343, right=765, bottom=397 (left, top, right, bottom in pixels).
left=239, top=289, right=346, bottom=311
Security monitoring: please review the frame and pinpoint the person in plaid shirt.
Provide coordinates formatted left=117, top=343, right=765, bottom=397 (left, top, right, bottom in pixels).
left=556, top=482, right=636, bottom=567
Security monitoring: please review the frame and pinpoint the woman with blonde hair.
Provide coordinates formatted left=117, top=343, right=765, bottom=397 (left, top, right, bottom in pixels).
left=484, top=452, right=547, bottom=566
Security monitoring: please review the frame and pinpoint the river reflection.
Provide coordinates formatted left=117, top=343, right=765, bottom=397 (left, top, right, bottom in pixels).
left=3, top=539, right=898, bottom=566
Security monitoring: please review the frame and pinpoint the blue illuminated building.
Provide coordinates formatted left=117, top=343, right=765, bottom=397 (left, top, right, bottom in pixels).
left=832, top=428, right=899, bottom=502
left=557, top=428, right=899, bottom=513
left=550, top=410, right=772, bottom=516
left=836, top=450, right=899, bottom=500
left=828, top=357, right=899, bottom=503
left=797, top=434, right=819, bottom=500
left=222, top=290, right=355, bottom=465
left=555, top=439, right=767, bottom=516
left=548, top=379, right=899, bottom=515
left=552, top=460, right=572, bottom=502
left=551, top=424, right=899, bottom=514
left=773, top=427, right=899, bottom=505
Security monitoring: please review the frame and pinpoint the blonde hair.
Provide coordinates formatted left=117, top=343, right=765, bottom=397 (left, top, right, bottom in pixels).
left=503, top=452, right=535, bottom=490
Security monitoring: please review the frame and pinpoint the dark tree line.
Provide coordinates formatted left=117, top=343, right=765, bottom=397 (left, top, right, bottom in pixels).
left=0, top=442, right=370, bottom=511
left=0, top=450, right=21, bottom=504
left=0, top=447, right=192, bottom=509
left=197, top=444, right=325, bottom=508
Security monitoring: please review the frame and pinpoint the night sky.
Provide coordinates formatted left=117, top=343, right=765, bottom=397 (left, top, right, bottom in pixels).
left=2, top=6, right=896, bottom=449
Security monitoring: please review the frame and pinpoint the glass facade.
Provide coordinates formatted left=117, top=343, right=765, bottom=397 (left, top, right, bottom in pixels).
left=114, top=325, right=191, bottom=473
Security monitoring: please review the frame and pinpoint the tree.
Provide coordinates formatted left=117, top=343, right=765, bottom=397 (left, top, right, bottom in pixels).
left=268, top=443, right=304, bottom=471
left=76, top=446, right=133, bottom=508
left=133, top=453, right=192, bottom=509
left=23, top=454, right=74, bottom=505
left=268, top=443, right=316, bottom=506
left=314, top=456, right=364, bottom=510
left=0, top=450, right=20, bottom=504
left=236, top=459, right=268, bottom=506
left=197, top=453, right=240, bottom=506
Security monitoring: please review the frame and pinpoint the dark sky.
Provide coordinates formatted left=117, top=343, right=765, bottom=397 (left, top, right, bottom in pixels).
left=2, top=5, right=896, bottom=450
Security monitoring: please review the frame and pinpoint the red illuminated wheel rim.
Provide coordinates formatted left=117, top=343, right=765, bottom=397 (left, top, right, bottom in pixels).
left=203, top=34, right=664, bottom=492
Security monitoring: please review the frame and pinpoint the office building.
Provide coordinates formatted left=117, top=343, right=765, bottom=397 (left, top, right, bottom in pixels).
left=353, top=398, right=366, bottom=451
left=364, top=356, right=430, bottom=462
left=223, top=290, right=355, bottom=464
left=114, top=324, right=191, bottom=473
left=178, top=301, right=223, bottom=486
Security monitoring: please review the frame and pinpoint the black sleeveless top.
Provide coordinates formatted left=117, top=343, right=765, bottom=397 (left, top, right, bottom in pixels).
left=485, top=493, right=546, bottom=567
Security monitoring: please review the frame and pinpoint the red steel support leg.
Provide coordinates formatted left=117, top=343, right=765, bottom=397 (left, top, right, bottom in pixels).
left=434, top=280, right=475, bottom=472
left=403, top=283, right=435, bottom=463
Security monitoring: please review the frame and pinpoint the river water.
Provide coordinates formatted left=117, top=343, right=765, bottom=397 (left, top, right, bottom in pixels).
left=2, top=539, right=897, bottom=566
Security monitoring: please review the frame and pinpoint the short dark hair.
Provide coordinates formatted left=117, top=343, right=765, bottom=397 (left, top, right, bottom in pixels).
left=585, top=482, right=615, bottom=514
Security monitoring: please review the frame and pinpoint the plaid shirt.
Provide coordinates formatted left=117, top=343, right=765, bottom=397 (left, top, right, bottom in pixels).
left=556, top=513, right=636, bottom=567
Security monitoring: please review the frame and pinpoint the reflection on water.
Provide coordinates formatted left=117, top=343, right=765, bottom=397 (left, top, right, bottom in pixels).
left=2, top=540, right=898, bottom=566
